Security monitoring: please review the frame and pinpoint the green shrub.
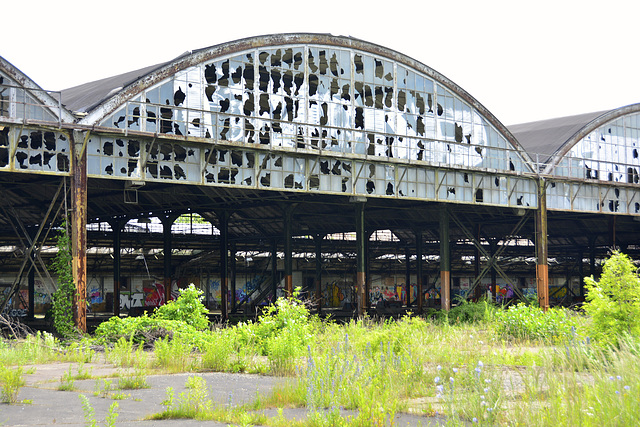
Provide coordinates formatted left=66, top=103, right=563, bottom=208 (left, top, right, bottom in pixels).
left=235, top=294, right=316, bottom=357
left=584, top=251, right=640, bottom=348
left=494, top=303, right=576, bottom=343
left=153, top=284, right=210, bottom=331
left=447, top=299, right=494, bottom=324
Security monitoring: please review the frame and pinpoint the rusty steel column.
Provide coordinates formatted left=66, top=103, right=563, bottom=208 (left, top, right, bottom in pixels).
left=230, top=242, right=236, bottom=313
left=109, top=219, right=125, bottom=317
left=71, top=130, right=88, bottom=333
left=355, top=202, right=366, bottom=317
left=439, top=207, right=451, bottom=311
left=415, top=228, right=423, bottom=312
left=271, top=238, right=278, bottom=301
left=314, top=234, right=323, bottom=314
left=535, top=179, right=549, bottom=311
left=218, top=211, right=229, bottom=320
left=284, top=207, right=293, bottom=298
left=161, top=215, right=178, bottom=306
left=405, top=246, right=411, bottom=307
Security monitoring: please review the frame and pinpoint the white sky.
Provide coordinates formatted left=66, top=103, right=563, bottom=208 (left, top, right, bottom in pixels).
left=3, top=0, right=639, bottom=126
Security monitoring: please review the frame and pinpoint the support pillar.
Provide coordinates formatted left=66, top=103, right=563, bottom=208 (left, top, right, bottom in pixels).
left=535, top=179, right=549, bottom=311
left=28, top=253, right=35, bottom=319
left=218, top=211, right=229, bottom=320
left=589, top=236, right=597, bottom=278
left=71, top=130, right=88, bottom=333
left=474, top=224, right=482, bottom=301
left=161, top=214, right=179, bottom=306
left=271, top=238, right=278, bottom=301
left=230, top=242, right=236, bottom=313
left=284, top=208, right=293, bottom=298
left=416, top=229, right=423, bottom=312
left=314, top=234, right=323, bottom=314
left=405, top=246, right=411, bottom=307
left=109, top=219, right=126, bottom=317
left=355, top=202, right=366, bottom=317
left=439, top=207, right=451, bottom=311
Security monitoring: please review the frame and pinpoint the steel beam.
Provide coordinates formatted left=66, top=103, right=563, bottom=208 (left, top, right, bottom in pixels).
left=439, top=207, right=451, bottom=310
left=71, top=130, right=88, bottom=333
left=415, top=229, right=423, bottom=312
left=161, top=214, right=178, bottom=306
left=109, top=219, right=126, bottom=317
left=217, top=211, right=229, bottom=320
left=535, top=179, right=549, bottom=311
left=355, top=202, right=366, bottom=316
left=284, top=207, right=293, bottom=297
left=315, top=234, right=323, bottom=314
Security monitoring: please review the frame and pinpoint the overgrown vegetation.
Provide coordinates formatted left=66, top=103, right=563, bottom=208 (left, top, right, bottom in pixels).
left=584, top=250, right=640, bottom=348
left=50, top=220, right=77, bottom=338
left=2, top=252, right=640, bottom=425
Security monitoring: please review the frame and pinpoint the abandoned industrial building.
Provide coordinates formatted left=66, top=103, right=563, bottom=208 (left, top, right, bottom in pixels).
left=1, top=33, right=639, bottom=330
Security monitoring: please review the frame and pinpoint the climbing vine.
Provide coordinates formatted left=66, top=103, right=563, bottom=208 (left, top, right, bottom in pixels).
left=50, top=219, right=76, bottom=338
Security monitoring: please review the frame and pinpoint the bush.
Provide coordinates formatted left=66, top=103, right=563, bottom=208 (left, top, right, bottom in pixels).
left=447, top=299, right=494, bottom=324
left=494, top=303, right=576, bottom=343
left=153, top=284, right=210, bottom=330
left=584, top=251, right=640, bottom=348
left=235, top=293, right=317, bottom=359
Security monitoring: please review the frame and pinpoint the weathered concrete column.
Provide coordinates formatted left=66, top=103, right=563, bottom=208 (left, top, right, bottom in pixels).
left=535, top=179, right=549, bottom=311
left=355, top=202, right=366, bottom=316
left=415, top=229, right=423, bottom=312
left=71, top=130, right=88, bottom=333
left=217, top=211, right=229, bottom=320
left=439, top=207, right=451, bottom=311
left=314, top=234, right=323, bottom=314
left=284, top=208, right=293, bottom=297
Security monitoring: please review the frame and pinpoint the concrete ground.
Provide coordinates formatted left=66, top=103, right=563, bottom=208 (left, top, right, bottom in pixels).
left=0, top=362, right=449, bottom=426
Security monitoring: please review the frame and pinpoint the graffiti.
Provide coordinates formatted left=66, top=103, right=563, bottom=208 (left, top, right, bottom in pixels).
left=120, top=292, right=144, bottom=310
left=321, top=280, right=353, bottom=307
left=2, top=308, right=26, bottom=317
left=143, top=283, right=165, bottom=307
left=89, top=287, right=103, bottom=304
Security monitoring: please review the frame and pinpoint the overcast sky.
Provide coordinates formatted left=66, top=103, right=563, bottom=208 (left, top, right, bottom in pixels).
left=3, top=0, right=639, bottom=126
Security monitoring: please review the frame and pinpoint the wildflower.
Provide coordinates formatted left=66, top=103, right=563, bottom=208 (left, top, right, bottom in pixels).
left=487, top=407, right=493, bottom=412
left=484, top=388, right=489, bottom=393
left=624, top=385, right=630, bottom=391
left=480, top=395, right=485, bottom=400
left=475, top=367, right=482, bottom=374
left=616, top=375, right=622, bottom=381
left=485, top=379, right=491, bottom=384
left=473, top=417, right=478, bottom=423
left=436, top=385, right=444, bottom=393
left=434, top=376, right=440, bottom=384
left=452, top=367, right=458, bottom=374
left=437, top=365, right=442, bottom=371
left=615, top=390, right=620, bottom=395
left=481, top=401, right=487, bottom=406
left=478, top=361, right=484, bottom=368
left=450, top=377, right=454, bottom=383
left=609, top=376, right=615, bottom=381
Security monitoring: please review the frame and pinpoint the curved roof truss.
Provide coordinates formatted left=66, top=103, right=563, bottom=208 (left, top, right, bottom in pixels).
left=79, top=33, right=536, bottom=175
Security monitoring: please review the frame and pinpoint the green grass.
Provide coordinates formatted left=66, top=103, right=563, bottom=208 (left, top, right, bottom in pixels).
left=2, top=298, right=640, bottom=425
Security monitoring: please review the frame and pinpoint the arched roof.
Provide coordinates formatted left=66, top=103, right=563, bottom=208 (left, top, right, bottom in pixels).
left=510, top=103, right=640, bottom=176
left=69, top=33, right=533, bottom=168
left=0, top=56, right=76, bottom=123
